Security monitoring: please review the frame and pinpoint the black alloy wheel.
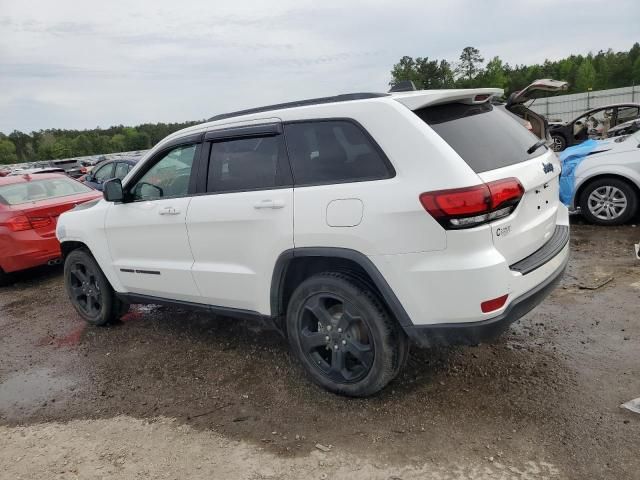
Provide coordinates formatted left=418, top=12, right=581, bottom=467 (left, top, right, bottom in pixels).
left=64, top=249, right=127, bottom=325
left=286, top=272, right=407, bottom=397
left=68, top=261, right=103, bottom=318
left=299, top=292, right=375, bottom=383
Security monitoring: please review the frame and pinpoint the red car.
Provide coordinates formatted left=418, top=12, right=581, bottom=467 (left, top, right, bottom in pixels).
left=0, top=173, right=102, bottom=285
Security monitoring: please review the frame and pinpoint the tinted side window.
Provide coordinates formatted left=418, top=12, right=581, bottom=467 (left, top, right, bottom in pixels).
left=617, top=106, right=639, bottom=124
left=284, top=121, right=391, bottom=185
left=114, top=162, right=131, bottom=179
left=206, top=136, right=286, bottom=193
left=93, top=163, right=115, bottom=182
left=131, top=144, right=196, bottom=201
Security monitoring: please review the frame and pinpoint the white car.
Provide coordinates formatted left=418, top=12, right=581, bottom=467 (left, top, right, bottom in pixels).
left=571, top=131, right=640, bottom=225
left=57, top=89, right=569, bottom=396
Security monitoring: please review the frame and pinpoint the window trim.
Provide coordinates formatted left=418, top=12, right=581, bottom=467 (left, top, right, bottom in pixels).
left=121, top=133, right=203, bottom=203
left=204, top=123, right=283, bottom=142
left=282, top=117, right=396, bottom=188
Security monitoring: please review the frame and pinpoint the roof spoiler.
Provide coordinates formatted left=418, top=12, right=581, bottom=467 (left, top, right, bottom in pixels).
left=393, top=88, right=503, bottom=111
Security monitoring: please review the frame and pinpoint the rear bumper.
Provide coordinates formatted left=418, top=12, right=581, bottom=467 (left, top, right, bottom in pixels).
left=404, top=246, right=568, bottom=348
left=0, top=230, right=61, bottom=273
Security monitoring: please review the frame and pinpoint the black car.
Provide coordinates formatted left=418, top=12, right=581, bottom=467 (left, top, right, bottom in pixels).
left=549, top=103, right=640, bottom=152
left=83, top=158, right=139, bottom=191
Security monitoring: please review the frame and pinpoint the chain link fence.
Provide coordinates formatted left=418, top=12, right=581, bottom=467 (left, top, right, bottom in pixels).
left=529, top=85, right=639, bottom=122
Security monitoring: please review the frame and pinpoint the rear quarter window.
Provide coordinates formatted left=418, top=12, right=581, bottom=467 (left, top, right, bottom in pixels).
left=284, top=120, right=393, bottom=185
left=415, top=102, right=546, bottom=173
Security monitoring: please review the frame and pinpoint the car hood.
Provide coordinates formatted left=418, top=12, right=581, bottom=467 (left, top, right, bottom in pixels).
left=579, top=133, right=640, bottom=158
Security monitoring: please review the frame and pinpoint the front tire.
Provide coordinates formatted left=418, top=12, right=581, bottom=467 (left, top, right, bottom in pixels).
left=579, top=178, right=638, bottom=226
left=286, top=272, right=407, bottom=397
left=64, top=249, right=126, bottom=325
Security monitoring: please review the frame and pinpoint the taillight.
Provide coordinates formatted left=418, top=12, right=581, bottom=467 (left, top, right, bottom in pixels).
left=28, top=216, right=52, bottom=229
left=5, top=215, right=32, bottom=232
left=3, top=215, right=52, bottom=232
left=420, top=178, right=524, bottom=229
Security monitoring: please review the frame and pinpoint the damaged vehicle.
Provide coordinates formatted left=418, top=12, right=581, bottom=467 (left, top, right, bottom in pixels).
left=501, top=78, right=569, bottom=141
left=567, top=131, right=640, bottom=225
left=550, top=103, right=640, bottom=152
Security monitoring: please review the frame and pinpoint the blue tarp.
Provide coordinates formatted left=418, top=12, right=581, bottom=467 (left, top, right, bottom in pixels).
left=558, top=139, right=599, bottom=206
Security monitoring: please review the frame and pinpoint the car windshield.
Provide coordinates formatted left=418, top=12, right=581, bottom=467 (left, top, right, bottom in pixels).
left=0, top=177, right=92, bottom=205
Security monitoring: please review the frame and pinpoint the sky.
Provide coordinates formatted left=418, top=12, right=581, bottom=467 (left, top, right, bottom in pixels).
left=1, top=0, right=638, bottom=134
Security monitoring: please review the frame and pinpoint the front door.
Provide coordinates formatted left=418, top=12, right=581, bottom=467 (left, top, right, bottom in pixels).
left=105, top=142, right=202, bottom=302
left=187, top=124, right=293, bottom=314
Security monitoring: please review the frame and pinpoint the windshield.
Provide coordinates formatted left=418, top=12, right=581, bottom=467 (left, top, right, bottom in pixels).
left=415, top=102, right=546, bottom=173
left=0, top=177, right=93, bottom=205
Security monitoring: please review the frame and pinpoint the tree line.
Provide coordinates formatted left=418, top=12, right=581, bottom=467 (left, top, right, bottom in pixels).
left=391, top=43, right=640, bottom=95
left=2, top=43, right=640, bottom=164
left=0, top=121, right=201, bottom=165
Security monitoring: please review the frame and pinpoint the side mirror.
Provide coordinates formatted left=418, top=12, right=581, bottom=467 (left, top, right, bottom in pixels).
left=103, top=178, right=124, bottom=202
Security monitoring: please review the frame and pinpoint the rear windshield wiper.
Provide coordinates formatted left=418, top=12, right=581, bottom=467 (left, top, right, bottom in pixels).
left=527, top=139, right=547, bottom=155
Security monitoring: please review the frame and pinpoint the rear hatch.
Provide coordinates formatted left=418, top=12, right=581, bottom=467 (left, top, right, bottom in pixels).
left=412, top=97, right=561, bottom=265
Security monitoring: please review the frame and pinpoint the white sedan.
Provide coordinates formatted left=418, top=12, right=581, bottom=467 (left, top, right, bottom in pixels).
left=572, top=131, right=640, bottom=225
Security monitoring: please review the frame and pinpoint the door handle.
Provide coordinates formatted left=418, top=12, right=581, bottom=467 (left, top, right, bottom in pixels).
left=254, top=199, right=285, bottom=209
left=158, top=206, right=180, bottom=215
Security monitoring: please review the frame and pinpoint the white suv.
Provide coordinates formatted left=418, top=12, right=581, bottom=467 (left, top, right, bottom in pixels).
left=57, top=89, right=569, bottom=396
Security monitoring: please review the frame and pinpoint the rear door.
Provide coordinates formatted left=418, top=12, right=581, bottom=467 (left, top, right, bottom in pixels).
left=415, top=100, right=563, bottom=264
left=186, top=122, right=293, bottom=314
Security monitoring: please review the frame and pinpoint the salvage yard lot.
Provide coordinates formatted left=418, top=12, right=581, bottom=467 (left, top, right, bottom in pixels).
left=1, top=221, right=639, bottom=480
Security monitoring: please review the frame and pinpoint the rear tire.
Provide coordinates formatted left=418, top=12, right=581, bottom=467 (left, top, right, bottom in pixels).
left=286, top=272, right=407, bottom=397
left=64, top=249, right=126, bottom=325
left=579, top=178, right=638, bottom=226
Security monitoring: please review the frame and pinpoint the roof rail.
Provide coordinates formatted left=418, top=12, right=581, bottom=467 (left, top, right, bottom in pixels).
left=208, top=92, right=389, bottom=122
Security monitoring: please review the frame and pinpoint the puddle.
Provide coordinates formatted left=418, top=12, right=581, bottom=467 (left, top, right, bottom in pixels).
left=0, top=367, right=77, bottom=414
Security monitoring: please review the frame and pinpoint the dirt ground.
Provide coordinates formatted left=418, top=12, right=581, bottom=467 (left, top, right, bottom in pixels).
left=1, top=220, right=639, bottom=479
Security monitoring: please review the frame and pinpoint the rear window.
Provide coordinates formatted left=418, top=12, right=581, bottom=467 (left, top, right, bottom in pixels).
left=415, top=102, right=545, bottom=173
left=0, top=177, right=92, bottom=205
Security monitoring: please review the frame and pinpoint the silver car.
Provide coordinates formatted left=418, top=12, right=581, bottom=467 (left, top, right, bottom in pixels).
left=571, top=131, right=640, bottom=225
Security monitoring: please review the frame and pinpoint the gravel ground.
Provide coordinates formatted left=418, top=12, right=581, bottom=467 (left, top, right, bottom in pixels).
left=1, top=221, right=639, bottom=479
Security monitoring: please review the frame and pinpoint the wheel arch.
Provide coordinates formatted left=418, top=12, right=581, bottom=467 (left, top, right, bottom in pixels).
left=60, top=239, right=125, bottom=293
left=60, top=240, right=90, bottom=259
left=270, top=247, right=413, bottom=330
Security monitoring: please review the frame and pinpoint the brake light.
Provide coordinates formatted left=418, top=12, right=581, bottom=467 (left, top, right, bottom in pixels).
left=4, top=215, right=32, bottom=232
left=3, top=214, right=52, bottom=231
left=481, top=294, right=509, bottom=313
left=420, top=178, right=524, bottom=229
left=28, top=216, right=52, bottom=229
